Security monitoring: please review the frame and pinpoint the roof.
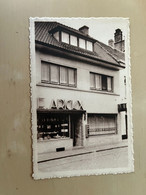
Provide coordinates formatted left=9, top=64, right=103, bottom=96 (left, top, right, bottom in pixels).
left=96, top=40, right=125, bottom=62
left=35, top=22, right=125, bottom=66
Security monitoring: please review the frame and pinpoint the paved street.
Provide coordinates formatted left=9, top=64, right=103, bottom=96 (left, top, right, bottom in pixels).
left=38, top=146, right=128, bottom=173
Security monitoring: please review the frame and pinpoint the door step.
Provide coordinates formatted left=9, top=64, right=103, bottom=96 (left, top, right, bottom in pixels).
left=73, top=146, right=84, bottom=150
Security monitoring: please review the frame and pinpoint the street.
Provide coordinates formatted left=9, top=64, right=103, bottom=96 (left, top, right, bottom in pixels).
left=38, top=146, right=128, bottom=173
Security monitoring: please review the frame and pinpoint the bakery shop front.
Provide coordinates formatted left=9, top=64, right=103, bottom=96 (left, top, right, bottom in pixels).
left=37, top=99, right=86, bottom=153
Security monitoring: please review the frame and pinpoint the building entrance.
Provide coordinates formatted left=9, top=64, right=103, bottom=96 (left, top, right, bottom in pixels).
left=71, top=114, right=83, bottom=147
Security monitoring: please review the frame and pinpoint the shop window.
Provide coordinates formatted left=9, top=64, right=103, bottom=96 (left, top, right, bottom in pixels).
left=37, top=113, right=70, bottom=140
left=41, top=61, right=76, bottom=87
left=87, top=114, right=117, bottom=136
left=90, top=72, right=113, bottom=92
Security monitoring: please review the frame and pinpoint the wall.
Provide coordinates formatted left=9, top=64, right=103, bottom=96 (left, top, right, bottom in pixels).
left=38, top=139, right=73, bottom=153
left=36, top=50, right=120, bottom=93
left=1, top=1, right=146, bottom=195
left=36, top=50, right=120, bottom=113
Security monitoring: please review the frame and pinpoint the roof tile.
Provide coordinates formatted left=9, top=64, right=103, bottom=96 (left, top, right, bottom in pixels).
left=35, top=22, right=125, bottom=65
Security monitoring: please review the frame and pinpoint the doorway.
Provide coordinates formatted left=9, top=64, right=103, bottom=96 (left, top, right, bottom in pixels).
left=71, top=114, right=83, bottom=147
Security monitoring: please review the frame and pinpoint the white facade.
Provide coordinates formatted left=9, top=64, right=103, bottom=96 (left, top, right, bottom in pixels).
left=35, top=46, right=127, bottom=154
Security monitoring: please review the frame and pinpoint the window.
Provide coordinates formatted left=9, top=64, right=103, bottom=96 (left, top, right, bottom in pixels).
left=60, top=66, right=68, bottom=84
left=87, top=114, right=117, bottom=136
left=59, top=31, right=94, bottom=51
left=50, top=65, right=59, bottom=83
left=41, top=61, right=76, bottom=87
left=37, top=113, right=70, bottom=140
left=68, top=68, right=75, bottom=86
left=90, top=72, right=113, bottom=92
left=87, top=41, right=93, bottom=51
left=41, top=62, right=49, bottom=82
left=61, top=32, right=69, bottom=44
left=79, top=38, right=86, bottom=49
left=70, top=35, right=77, bottom=46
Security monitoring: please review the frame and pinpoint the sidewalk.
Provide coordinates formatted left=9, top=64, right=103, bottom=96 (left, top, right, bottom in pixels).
left=38, top=140, right=128, bottom=163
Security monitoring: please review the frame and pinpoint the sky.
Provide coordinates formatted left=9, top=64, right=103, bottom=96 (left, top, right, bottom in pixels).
left=36, top=17, right=129, bottom=45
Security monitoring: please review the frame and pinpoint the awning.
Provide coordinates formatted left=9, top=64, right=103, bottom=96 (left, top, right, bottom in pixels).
left=37, top=108, right=86, bottom=115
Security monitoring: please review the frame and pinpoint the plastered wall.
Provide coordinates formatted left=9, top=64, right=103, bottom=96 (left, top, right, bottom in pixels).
left=0, top=1, right=146, bottom=195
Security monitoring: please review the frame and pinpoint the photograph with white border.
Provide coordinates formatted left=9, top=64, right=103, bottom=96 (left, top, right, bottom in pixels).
left=30, top=17, right=134, bottom=179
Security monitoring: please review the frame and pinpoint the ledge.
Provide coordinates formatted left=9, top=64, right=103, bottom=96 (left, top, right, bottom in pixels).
left=36, top=83, right=120, bottom=96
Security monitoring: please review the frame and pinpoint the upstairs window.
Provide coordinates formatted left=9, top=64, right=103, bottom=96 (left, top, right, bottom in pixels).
left=50, top=65, right=59, bottom=83
left=70, top=35, right=77, bottom=46
left=60, top=66, right=68, bottom=84
left=61, top=32, right=69, bottom=44
left=79, top=38, right=86, bottom=49
left=41, top=63, right=50, bottom=82
left=87, top=41, right=93, bottom=51
left=90, top=72, right=113, bottom=92
left=41, top=61, right=76, bottom=87
left=59, top=31, right=93, bottom=51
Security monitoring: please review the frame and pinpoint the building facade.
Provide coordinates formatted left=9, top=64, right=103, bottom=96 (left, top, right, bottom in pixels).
left=34, top=22, right=128, bottom=154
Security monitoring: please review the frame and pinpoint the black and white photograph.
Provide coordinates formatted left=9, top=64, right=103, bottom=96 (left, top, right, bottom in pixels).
left=30, top=17, right=133, bottom=179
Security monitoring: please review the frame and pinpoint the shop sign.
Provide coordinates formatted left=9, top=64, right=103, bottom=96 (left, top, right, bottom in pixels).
left=50, top=99, right=83, bottom=110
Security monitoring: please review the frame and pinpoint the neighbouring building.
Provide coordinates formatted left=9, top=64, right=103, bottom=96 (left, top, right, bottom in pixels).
left=34, top=21, right=128, bottom=154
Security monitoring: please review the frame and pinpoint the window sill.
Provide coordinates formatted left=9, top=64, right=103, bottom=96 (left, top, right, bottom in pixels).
left=37, top=82, right=119, bottom=96
left=37, top=137, right=71, bottom=142
left=90, top=88, right=115, bottom=95
left=40, top=81, right=76, bottom=88
left=89, top=132, right=117, bottom=136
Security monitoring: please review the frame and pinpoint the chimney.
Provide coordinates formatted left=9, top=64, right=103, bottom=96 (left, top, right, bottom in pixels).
left=114, top=29, right=125, bottom=52
left=108, top=39, right=114, bottom=48
left=79, top=25, right=89, bottom=35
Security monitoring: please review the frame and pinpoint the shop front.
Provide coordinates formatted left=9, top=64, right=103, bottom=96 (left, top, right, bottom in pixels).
left=37, top=99, right=86, bottom=154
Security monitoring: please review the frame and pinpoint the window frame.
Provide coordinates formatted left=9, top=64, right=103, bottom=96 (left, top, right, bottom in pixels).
left=59, top=31, right=93, bottom=51
left=87, top=114, right=117, bottom=136
left=90, top=72, right=113, bottom=92
left=37, top=113, right=71, bottom=140
left=41, top=61, right=77, bottom=88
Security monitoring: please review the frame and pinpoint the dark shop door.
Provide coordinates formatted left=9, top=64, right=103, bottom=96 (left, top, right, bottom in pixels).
left=71, top=114, right=83, bottom=147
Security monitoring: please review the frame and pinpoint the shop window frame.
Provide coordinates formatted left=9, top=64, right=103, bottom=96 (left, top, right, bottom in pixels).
left=87, top=114, right=117, bottom=136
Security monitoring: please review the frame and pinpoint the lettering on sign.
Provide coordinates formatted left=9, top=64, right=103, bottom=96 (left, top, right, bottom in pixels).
left=50, top=99, right=83, bottom=110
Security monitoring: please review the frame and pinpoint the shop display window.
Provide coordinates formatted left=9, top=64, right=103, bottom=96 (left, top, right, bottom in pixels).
left=37, top=113, right=70, bottom=140
left=87, top=114, right=117, bottom=136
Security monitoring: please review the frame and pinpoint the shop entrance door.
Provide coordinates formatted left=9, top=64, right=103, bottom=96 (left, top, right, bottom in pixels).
left=71, top=114, right=83, bottom=147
